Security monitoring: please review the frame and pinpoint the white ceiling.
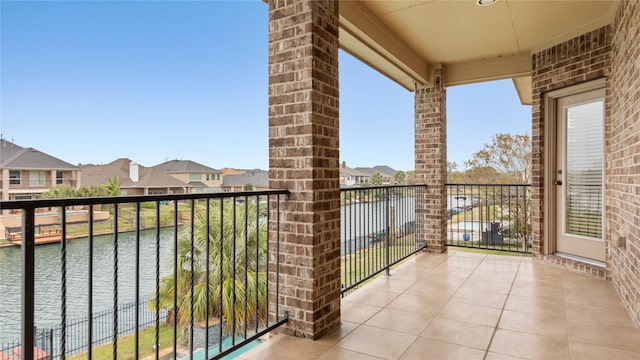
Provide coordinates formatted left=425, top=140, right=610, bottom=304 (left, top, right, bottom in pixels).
left=339, top=0, right=619, bottom=104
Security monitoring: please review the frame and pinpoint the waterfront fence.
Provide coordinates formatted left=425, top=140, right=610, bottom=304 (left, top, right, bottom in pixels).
left=0, top=296, right=165, bottom=359
left=0, top=190, right=290, bottom=360
left=340, top=185, right=427, bottom=295
left=445, top=183, right=532, bottom=254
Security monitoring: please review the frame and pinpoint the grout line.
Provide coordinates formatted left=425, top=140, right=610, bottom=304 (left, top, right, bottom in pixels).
left=482, top=256, right=521, bottom=360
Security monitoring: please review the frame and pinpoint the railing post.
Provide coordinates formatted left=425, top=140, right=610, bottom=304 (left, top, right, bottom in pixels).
left=22, top=207, right=35, bottom=360
left=385, top=188, right=390, bottom=276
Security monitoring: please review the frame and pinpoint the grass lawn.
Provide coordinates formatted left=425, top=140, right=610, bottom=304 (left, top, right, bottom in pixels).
left=68, top=323, right=175, bottom=360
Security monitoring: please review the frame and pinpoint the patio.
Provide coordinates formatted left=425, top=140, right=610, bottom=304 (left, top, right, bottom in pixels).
left=239, top=251, right=640, bottom=360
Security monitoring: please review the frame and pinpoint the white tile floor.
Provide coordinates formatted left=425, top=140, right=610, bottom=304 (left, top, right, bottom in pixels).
left=238, top=251, right=640, bottom=360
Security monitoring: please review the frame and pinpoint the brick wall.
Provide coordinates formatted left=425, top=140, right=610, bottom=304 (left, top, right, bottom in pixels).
left=415, top=68, right=447, bottom=253
left=530, top=26, right=611, bottom=276
left=267, top=0, right=341, bottom=339
left=609, top=0, right=640, bottom=329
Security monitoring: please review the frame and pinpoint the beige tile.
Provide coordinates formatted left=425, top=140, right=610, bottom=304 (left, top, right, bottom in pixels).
left=437, top=301, right=502, bottom=327
left=467, top=268, right=517, bottom=284
left=565, top=302, right=637, bottom=328
left=498, top=309, right=567, bottom=337
left=366, top=276, right=417, bottom=293
left=336, top=324, right=417, bottom=360
left=451, top=286, right=507, bottom=309
left=509, top=283, right=564, bottom=301
left=456, top=280, right=514, bottom=295
left=489, top=329, right=570, bottom=359
left=340, top=301, right=381, bottom=324
left=315, top=347, right=385, bottom=360
left=570, top=340, right=640, bottom=360
left=568, top=319, right=640, bottom=353
left=399, top=337, right=485, bottom=360
left=316, top=321, right=360, bottom=345
left=420, top=317, right=494, bottom=350
left=237, top=334, right=331, bottom=360
left=503, top=294, right=566, bottom=317
left=385, top=293, right=448, bottom=315
left=563, top=281, right=627, bottom=309
left=365, top=307, right=434, bottom=335
left=404, top=280, right=461, bottom=300
left=484, top=351, right=528, bottom=360
left=343, top=288, right=401, bottom=308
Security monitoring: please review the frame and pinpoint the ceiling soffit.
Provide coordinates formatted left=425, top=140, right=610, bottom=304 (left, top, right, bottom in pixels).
left=338, top=0, right=619, bottom=104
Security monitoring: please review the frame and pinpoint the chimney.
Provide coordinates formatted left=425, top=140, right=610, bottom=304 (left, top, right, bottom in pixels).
left=342, top=161, right=346, bottom=169
left=129, top=162, right=139, bottom=182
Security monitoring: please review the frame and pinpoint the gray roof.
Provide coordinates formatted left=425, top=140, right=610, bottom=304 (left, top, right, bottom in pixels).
left=0, top=139, right=77, bottom=170
left=153, top=159, right=219, bottom=174
left=82, top=158, right=189, bottom=188
left=340, top=166, right=369, bottom=177
left=372, top=165, right=397, bottom=177
left=354, top=165, right=397, bottom=177
left=222, top=170, right=269, bottom=188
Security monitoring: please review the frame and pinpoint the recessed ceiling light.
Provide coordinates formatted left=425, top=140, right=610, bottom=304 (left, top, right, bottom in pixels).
left=477, top=0, right=497, bottom=6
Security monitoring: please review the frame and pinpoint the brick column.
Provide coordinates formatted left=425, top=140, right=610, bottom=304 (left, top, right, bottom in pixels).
left=267, top=0, right=341, bottom=339
left=415, top=69, right=447, bottom=253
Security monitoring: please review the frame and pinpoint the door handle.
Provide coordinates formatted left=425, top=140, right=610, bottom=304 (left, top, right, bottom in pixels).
left=555, top=180, right=563, bottom=186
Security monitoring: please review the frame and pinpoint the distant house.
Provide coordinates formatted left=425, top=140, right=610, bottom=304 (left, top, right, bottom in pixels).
left=339, top=162, right=370, bottom=187
left=221, top=169, right=269, bottom=192
left=153, top=160, right=221, bottom=193
left=0, top=139, right=80, bottom=201
left=355, top=165, right=397, bottom=185
left=81, top=158, right=189, bottom=196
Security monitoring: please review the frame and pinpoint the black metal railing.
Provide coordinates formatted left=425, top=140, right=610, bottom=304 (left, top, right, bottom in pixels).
left=0, top=296, right=166, bottom=358
left=0, top=190, right=289, bottom=360
left=445, top=183, right=532, bottom=254
left=340, top=185, right=427, bottom=294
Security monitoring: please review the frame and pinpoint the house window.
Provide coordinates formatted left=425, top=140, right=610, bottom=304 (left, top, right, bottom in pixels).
left=30, top=171, right=46, bottom=186
left=56, top=171, right=64, bottom=184
left=206, top=174, right=210, bottom=181
left=9, top=170, right=21, bottom=185
left=189, top=173, right=201, bottom=181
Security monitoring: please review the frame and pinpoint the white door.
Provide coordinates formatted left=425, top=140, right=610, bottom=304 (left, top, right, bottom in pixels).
left=556, top=88, right=605, bottom=262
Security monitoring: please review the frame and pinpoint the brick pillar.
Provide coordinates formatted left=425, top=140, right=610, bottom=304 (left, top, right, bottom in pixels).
left=267, top=0, right=341, bottom=339
left=415, top=69, right=447, bottom=253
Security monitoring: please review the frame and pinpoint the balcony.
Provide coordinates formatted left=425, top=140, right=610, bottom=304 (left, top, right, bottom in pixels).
left=1, top=184, right=639, bottom=359
left=240, top=250, right=640, bottom=359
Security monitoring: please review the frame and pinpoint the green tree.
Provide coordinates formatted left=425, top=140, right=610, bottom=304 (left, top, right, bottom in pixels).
left=405, top=170, right=416, bottom=185
left=155, top=200, right=267, bottom=338
left=370, top=171, right=384, bottom=186
left=394, top=170, right=406, bottom=184
left=465, top=133, right=532, bottom=184
left=42, top=184, right=77, bottom=198
left=244, top=183, right=254, bottom=191
left=104, top=176, right=122, bottom=196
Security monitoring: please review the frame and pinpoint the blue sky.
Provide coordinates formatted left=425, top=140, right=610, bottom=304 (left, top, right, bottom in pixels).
left=1, top=0, right=530, bottom=172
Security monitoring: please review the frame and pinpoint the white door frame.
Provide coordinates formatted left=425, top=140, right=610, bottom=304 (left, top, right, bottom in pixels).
left=543, top=78, right=606, bottom=260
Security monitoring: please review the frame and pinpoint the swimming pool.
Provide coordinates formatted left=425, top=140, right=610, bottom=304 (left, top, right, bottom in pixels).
left=182, top=336, right=264, bottom=360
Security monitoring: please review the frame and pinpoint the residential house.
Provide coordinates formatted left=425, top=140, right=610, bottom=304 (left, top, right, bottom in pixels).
left=221, top=169, right=269, bottom=192
left=0, top=139, right=79, bottom=202
left=81, top=158, right=189, bottom=196
left=153, top=159, right=222, bottom=193
left=339, top=162, right=369, bottom=187
left=354, top=165, right=397, bottom=185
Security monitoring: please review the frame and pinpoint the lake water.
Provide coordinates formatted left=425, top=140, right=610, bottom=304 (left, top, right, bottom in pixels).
left=0, top=228, right=177, bottom=346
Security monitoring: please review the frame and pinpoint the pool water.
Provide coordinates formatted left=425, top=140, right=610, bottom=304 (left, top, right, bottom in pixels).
left=182, top=337, right=264, bottom=360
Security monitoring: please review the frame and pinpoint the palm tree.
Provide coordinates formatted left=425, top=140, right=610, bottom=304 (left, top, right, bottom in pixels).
left=103, top=176, right=122, bottom=196
left=155, top=199, right=268, bottom=338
